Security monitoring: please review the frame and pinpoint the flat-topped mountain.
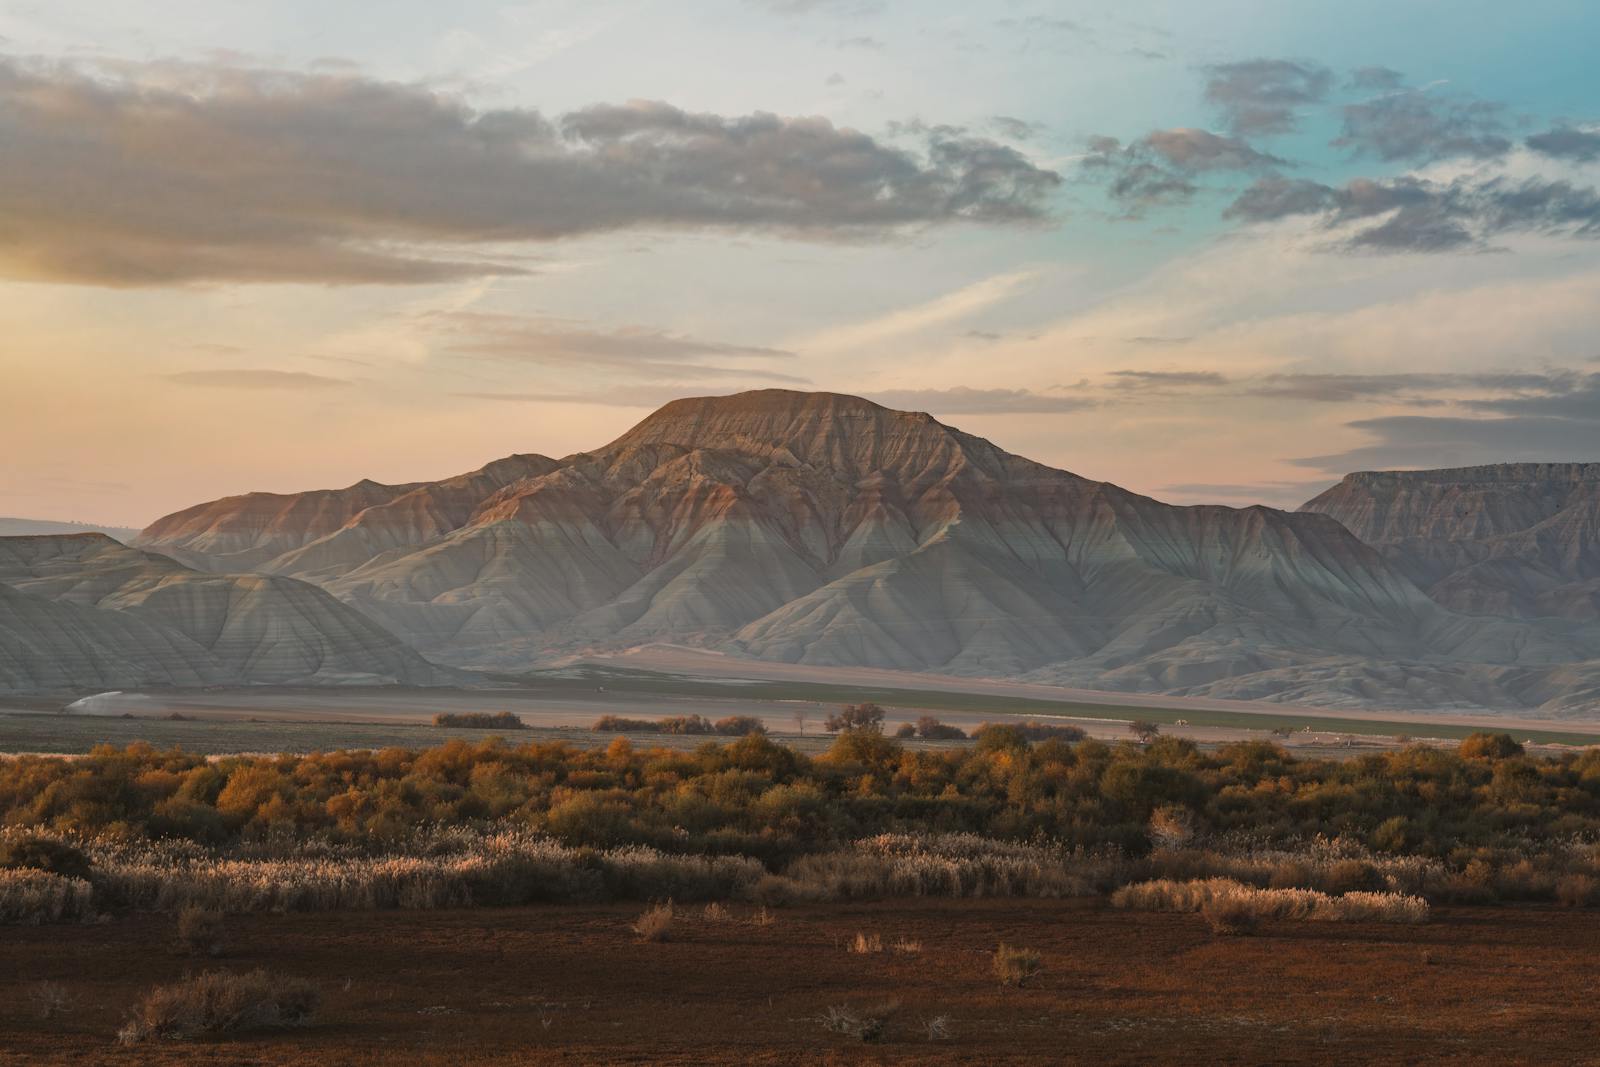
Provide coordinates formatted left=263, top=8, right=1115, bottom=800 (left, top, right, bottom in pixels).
left=130, top=390, right=1600, bottom=711
left=0, top=533, right=451, bottom=691
left=1303, top=464, right=1600, bottom=621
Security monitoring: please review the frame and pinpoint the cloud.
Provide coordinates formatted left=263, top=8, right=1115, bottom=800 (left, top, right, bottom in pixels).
left=0, top=55, right=1060, bottom=286
left=162, top=370, right=351, bottom=389
left=1527, top=126, right=1600, bottom=163
left=1348, top=66, right=1405, bottom=92
left=1082, top=129, right=1281, bottom=214
left=1246, top=370, right=1579, bottom=403
left=797, top=269, right=1039, bottom=354
left=1225, top=173, right=1600, bottom=252
left=865, top=386, right=1093, bottom=413
left=1202, top=59, right=1333, bottom=136
left=431, top=312, right=805, bottom=383
left=1107, top=369, right=1229, bottom=390
left=1290, top=372, right=1600, bottom=472
left=1335, top=90, right=1511, bottom=162
left=989, top=115, right=1042, bottom=141
left=1158, top=479, right=1338, bottom=508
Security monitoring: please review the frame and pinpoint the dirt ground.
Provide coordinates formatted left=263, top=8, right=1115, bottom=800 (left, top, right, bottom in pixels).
left=3, top=899, right=1598, bottom=1065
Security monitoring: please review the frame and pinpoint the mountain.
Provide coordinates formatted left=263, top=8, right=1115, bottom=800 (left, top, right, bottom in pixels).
left=0, top=517, right=139, bottom=542
left=133, top=390, right=1600, bottom=712
left=1302, top=465, right=1600, bottom=621
left=0, top=534, right=453, bottom=691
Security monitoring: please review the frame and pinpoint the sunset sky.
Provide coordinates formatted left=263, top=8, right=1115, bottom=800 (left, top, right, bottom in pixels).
left=2, top=0, right=1598, bottom=527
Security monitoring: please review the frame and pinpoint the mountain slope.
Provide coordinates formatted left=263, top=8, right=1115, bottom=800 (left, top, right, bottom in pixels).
left=1302, top=465, right=1600, bottom=621
left=0, top=518, right=139, bottom=542
left=134, top=391, right=1600, bottom=711
left=0, top=534, right=453, bottom=690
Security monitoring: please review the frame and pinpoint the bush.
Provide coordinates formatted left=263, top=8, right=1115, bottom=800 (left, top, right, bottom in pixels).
left=1459, top=732, right=1524, bottom=760
left=915, top=716, right=967, bottom=740
left=992, top=943, right=1042, bottom=986
left=176, top=906, right=227, bottom=957
left=850, top=931, right=883, bottom=954
left=894, top=723, right=917, bottom=738
left=1202, top=896, right=1259, bottom=936
left=1111, top=878, right=1428, bottom=924
left=432, top=711, right=526, bottom=730
left=118, top=970, right=318, bottom=1044
left=713, top=716, right=766, bottom=736
left=1557, top=874, right=1598, bottom=908
left=818, top=1000, right=900, bottom=1042
left=591, top=715, right=659, bottom=732
left=0, top=836, right=92, bottom=880
left=0, top=869, right=94, bottom=924
left=824, top=703, right=886, bottom=734
left=632, top=902, right=674, bottom=942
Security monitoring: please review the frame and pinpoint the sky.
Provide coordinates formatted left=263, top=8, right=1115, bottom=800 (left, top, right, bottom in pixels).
left=1, top=0, right=1598, bottom=527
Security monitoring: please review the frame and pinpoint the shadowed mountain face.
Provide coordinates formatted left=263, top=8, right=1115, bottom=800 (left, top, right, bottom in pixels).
left=1303, top=465, right=1600, bottom=622
left=134, top=391, right=1600, bottom=711
left=0, top=534, right=451, bottom=691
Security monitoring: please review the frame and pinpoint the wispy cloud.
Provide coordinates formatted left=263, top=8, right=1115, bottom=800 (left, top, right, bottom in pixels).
left=162, top=369, right=351, bottom=390
left=796, top=270, right=1039, bottom=354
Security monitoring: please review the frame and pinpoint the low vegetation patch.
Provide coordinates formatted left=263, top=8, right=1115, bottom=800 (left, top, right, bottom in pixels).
left=592, top=714, right=766, bottom=736
left=432, top=711, right=527, bottom=730
left=818, top=999, right=900, bottom=1042
left=0, top=868, right=94, bottom=924
left=117, top=969, right=318, bottom=1044
left=632, top=901, right=674, bottom=942
left=1111, top=878, right=1429, bottom=924
left=992, top=943, right=1042, bottom=987
left=175, top=905, right=227, bottom=957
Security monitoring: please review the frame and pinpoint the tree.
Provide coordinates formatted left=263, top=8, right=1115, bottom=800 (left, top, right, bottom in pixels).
left=1128, top=720, right=1161, bottom=744
left=791, top=708, right=809, bottom=736
left=824, top=702, right=886, bottom=734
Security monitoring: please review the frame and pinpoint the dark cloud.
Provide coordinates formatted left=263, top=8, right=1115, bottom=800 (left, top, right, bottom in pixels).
left=1202, top=59, right=1333, bottom=136
left=1526, top=126, right=1600, bottom=163
left=0, top=56, right=1060, bottom=286
left=431, top=312, right=805, bottom=384
left=163, top=370, right=351, bottom=390
left=1290, top=373, right=1600, bottom=473
left=1225, top=173, right=1600, bottom=252
left=989, top=115, right=1043, bottom=140
left=1335, top=90, right=1511, bottom=162
left=865, top=387, right=1093, bottom=414
left=1348, top=66, right=1405, bottom=92
left=1083, top=129, right=1280, bottom=214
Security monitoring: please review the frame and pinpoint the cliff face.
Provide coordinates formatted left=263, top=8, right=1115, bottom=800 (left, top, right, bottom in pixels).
left=0, top=534, right=452, bottom=690
left=130, top=391, right=1600, bottom=711
left=1302, top=464, right=1600, bottom=621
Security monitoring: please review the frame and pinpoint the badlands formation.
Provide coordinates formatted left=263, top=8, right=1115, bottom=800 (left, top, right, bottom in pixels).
left=119, top=389, right=1600, bottom=712
left=0, top=534, right=448, bottom=691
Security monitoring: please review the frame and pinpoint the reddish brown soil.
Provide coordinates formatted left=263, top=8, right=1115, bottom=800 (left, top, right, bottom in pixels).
left=3, top=899, right=1599, bottom=1065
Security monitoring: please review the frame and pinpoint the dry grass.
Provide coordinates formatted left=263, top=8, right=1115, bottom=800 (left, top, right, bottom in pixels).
left=891, top=937, right=922, bottom=955
left=701, top=901, right=732, bottom=923
left=818, top=999, right=900, bottom=1042
left=0, top=869, right=94, bottom=924
left=117, top=969, right=318, bottom=1045
left=1202, top=896, right=1260, bottom=936
left=175, top=905, right=227, bottom=957
left=1111, top=878, right=1429, bottom=924
left=28, top=981, right=70, bottom=1021
left=850, top=931, right=884, bottom=954
left=919, top=1014, right=954, bottom=1041
left=750, top=906, right=776, bottom=927
left=1557, top=873, right=1597, bottom=908
left=992, top=943, right=1042, bottom=987
left=632, top=902, right=675, bottom=943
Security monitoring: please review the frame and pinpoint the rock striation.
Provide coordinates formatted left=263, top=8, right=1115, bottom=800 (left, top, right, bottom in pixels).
left=0, top=534, right=452, bottom=691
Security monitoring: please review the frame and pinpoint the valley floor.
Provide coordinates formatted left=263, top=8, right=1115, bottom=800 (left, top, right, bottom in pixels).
left=3, top=899, right=1597, bottom=1064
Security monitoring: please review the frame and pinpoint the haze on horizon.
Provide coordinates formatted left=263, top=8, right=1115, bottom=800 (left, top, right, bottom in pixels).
left=2, top=0, right=1599, bottom=528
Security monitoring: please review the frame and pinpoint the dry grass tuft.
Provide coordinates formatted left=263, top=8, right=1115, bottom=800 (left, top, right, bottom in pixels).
left=992, top=943, right=1042, bottom=987
left=850, top=931, right=884, bottom=954
left=1111, top=878, right=1429, bottom=924
left=29, top=981, right=70, bottom=1021
left=818, top=999, right=900, bottom=1042
left=701, top=901, right=732, bottom=923
left=0, top=869, right=95, bottom=925
left=1202, top=896, right=1260, bottom=936
left=117, top=969, right=318, bottom=1044
left=1557, top=873, right=1597, bottom=908
left=632, top=902, right=675, bottom=942
left=749, top=906, right=776, bottom=927
left=890, top=937, right=922, bottom=955
left=919, top=1014, right=954, bottom=1041
left=175, top=905, right=227, bottom=957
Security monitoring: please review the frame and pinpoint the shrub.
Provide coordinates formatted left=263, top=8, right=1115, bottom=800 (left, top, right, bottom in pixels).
left=894, top=723, right=917, bottom=738
left=915, top=716, right=967, bottom=740
left=992, top=943, right=1042, bottom=986
left=0, top=836, right=92, bottom=880
left=818, top=1000, right=900, bottom=1042
left=891, top=937, right=922, bottom=955
left=1459, top=732, right=1524, bottom=760
left=657, top=715, right=716, bottom=736
left=824, top=703, right=886, bottom=734
left=1128, top=720, right=1161, bottom=743
left=176, top=906, right=227, bottom=957
left=1111, top=878, right=1428, bottom=924
left=432, top=711, right=526, bottom=730
left=1202, top=896, right=1259, bottom=936
left=850, top=931, right=883, bottom=954
left=591, top=716, right=658, bottom=732
left=117, top=970, right=318, bottom=1044
left=632, top=902, right=674, bottom=942
left=0, top=869, right=95, bottom=924
left=920, top=1014, right=953, bottom=1041
left=701, top=901, right=731, bottom=922
left=1557, top=874, right=1598, bottom=908
left=713, top=716, right=766, bottom=737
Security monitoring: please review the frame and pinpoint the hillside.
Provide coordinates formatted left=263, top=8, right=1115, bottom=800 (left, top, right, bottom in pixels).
left=134, top=391, right=1600, bottom=711
left=0, top=534, right=453, bottom=691
left=1302, top=464, right=1600, bottom=621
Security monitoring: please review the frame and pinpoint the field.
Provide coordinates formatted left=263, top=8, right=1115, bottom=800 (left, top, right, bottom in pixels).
left=4, top=899, right=1598, bottom=1064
